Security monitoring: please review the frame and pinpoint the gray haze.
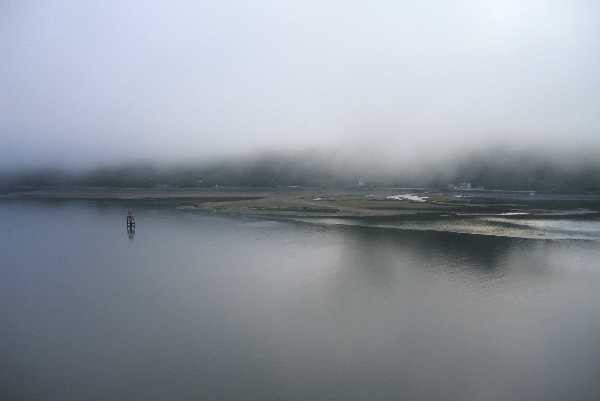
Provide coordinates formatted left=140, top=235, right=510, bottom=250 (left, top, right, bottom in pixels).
left=2, top=0, right=599, bottom=170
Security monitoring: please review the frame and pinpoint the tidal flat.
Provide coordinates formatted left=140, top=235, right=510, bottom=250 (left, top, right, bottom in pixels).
left=5, top=187, right=600, bottom=218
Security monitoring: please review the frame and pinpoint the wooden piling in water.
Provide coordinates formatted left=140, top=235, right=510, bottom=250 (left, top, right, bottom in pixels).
left=126, top=210, right=136, bottom=233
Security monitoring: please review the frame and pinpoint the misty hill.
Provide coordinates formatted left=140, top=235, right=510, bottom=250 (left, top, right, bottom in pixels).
left=2, top=149, right=600, bottom=193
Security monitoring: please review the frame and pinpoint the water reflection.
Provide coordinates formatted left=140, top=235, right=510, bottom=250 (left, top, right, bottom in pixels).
left=1, top=202, right=600, bottom=401
left=324, top=224, right=517, bottom=279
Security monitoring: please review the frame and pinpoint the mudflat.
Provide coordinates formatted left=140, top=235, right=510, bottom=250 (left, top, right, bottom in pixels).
left=3, top=187, right=600, bottom=219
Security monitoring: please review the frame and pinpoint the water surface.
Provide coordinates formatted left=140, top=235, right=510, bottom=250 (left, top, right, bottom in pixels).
left=2, top=201, right=600, bottom=401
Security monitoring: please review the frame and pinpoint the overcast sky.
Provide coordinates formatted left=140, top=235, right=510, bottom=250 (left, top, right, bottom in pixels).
left=1, top=0, right=599, bottom=169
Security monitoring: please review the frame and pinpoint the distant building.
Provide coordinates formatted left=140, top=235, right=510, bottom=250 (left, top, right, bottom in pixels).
left=455, top=182, right=472, bottom=190
left=453, top=181, right=484, bottom=191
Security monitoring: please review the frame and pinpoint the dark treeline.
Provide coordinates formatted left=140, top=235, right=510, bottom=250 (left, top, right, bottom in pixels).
left=2, top=149, right=600, bottom=193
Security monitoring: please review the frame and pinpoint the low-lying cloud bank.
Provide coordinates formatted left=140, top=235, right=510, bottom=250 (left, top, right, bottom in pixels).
left=2, top=0, right=599, bottom=191
left=2, top=145, right=600, bottom=193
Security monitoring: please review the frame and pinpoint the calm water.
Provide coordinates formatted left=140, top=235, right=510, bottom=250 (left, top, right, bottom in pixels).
left=2, top=201, right=600, bottom=401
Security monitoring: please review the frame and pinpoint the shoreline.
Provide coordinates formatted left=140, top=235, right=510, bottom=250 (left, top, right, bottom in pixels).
left=2, top=187, right=600, bottom=220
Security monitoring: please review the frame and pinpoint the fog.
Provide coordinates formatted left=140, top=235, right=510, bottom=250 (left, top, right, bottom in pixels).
left=2, top=0, right=599, bottom=172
